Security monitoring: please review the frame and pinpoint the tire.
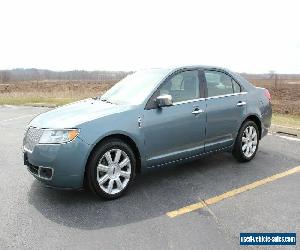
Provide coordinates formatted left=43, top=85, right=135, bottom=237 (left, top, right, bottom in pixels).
left=86, top=138, right=136, bottom=199
left=233, top=120, right=259, bottom=162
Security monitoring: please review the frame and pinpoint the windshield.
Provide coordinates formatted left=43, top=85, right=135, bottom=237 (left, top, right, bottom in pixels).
left=100, top=69, right=169, bottom=105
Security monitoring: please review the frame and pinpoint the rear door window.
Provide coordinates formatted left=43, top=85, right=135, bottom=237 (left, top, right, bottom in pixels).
left=204, top=70, right=240, bottom=97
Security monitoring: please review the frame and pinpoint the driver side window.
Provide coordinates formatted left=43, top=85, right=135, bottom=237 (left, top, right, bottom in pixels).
left=158, top=70, right=200, bottom=103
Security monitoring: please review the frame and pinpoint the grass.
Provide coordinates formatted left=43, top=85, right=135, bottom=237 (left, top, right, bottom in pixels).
left=272, top=113, right=300, bottom=128
left=0, top=96, right=78, bottom=107
left=0, top=81, right=110, bottom=107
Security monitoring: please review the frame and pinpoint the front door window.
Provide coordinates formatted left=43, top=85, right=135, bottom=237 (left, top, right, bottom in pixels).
left=158, top=70, right=200, bottom=103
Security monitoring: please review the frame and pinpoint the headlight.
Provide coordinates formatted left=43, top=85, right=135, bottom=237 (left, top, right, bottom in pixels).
left=39, top=129, right=79, bottom=144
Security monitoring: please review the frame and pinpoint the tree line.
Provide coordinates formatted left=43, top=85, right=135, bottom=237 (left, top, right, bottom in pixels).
left=1, top=68, right=300, bottom=83
left=0, top=69, right=131, bottom=83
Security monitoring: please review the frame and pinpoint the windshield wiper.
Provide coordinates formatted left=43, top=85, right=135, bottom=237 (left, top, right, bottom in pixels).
left=92, top=96, right=115, bottom=104
left=100, top=98, right=113, bottom=104
left=92, top=96, right=101, bottom=100
left=92, top=96, right=110, bottom=102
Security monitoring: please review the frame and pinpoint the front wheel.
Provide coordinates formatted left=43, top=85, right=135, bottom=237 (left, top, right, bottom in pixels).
left=233, top=120, right=259, bottom=162
left=86, top=139, right=136, bottom=199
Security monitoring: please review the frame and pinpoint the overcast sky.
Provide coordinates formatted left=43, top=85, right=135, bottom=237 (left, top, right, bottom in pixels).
left=0, top=0, right=299, bottom=73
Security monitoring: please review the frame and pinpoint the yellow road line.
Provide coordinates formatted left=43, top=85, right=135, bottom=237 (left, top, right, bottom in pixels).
left=167, top=165, right=300, bottom=218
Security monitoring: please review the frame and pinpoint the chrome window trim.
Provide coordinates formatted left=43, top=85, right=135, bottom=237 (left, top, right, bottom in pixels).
left=173, top=97, right=205, bottom=106
left=172, top=92, right=247, bottom=105
left=205, top=91, right=247, bottom=100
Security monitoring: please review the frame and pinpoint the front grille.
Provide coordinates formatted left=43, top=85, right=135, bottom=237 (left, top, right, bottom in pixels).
left=24, top=127, right=43, bottom=152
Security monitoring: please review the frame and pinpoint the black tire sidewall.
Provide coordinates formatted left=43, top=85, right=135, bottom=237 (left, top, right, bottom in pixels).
left=87, top=139, right=136, bottom=199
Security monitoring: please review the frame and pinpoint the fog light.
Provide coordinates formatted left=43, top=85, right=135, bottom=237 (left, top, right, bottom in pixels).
left=38, top=167, right=53, bottom=180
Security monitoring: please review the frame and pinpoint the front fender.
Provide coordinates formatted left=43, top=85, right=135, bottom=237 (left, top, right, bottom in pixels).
left=77, top=108, right=146, bottom=173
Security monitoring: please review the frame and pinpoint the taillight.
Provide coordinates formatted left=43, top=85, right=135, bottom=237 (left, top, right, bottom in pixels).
left=264, top=89, right=271, bottom=101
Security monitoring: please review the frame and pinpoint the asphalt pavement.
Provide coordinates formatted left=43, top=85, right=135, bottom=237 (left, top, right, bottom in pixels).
left=0, top=105, right=299, bottom=249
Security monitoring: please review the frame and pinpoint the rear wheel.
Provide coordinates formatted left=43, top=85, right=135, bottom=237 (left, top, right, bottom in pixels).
left=86, top=139, right=136, bottom=199
left=233, top=120, right=259, bottom=162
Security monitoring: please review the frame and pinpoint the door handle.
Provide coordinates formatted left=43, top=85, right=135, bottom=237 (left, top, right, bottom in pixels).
left=192, top=108, right=204, bottom=115
left=237, top=101, right=246, bottom=106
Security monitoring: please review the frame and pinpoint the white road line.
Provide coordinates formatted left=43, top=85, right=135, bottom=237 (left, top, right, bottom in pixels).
left=275, top=135, right=300, bottom=142
left=0, top=114, right=39, bottom=124
left=269, top=132, right=300, bottom=142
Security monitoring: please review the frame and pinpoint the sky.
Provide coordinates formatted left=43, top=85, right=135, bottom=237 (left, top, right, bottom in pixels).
left=0, top=0, right=299, bottom=73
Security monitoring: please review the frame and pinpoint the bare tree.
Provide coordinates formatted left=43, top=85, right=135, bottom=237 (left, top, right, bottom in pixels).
left=0, top=71, right=10, bottom=83
left=269, top=70, right=278, bottom=88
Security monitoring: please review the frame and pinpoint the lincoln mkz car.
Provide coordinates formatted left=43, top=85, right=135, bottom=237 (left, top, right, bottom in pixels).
left=23, top=66, right=272, bottom=199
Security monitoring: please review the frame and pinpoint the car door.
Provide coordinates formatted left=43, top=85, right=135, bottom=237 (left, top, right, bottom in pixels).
left=143, top=69, right=206, bottom=167
left=203, top=69, right=247, bottom=152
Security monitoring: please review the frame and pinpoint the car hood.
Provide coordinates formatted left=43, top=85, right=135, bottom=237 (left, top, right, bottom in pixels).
left=29, top=98, right=132, bottom=128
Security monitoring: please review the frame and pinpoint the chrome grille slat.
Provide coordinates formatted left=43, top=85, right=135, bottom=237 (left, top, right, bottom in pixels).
left=24, top=127, right=43, bottom=152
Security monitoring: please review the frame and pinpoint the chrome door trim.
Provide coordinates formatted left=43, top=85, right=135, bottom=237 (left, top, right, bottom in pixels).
left=147, top=144, right=233, bottom=168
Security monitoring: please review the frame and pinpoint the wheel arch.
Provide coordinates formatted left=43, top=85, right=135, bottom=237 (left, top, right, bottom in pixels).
left=84, top=133, right=142, bottom=182
left=242, top=114, right=262, bottom=139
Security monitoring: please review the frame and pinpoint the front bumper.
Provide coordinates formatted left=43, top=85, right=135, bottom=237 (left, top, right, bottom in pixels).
left=23, top=137, right=90, bottom=189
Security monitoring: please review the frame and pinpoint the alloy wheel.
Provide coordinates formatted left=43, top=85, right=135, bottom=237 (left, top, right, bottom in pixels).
left=97, top=148, right=131, bottom=195
left=241, top=125, right=258, bottom=158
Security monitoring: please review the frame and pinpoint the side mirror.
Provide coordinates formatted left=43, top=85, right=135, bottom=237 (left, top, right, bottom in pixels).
left=156, top=94, right=173, bottom=108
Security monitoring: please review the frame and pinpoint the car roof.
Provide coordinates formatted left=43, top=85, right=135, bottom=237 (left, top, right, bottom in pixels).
left=146, top=65, right=231, bottom=75
left=151, top=65, right=255, bottom=90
